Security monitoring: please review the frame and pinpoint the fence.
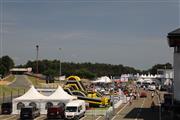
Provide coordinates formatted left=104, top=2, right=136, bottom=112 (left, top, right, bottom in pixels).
left=0, top=88, right=26, bottom=104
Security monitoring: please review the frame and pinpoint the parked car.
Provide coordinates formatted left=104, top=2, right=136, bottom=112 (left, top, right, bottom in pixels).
left=47, top=105, right=65, bottom=119
left=1, top=102, right=12, bottom=114
left=140, top=92, right=147, bottom=98
left=65, top=100, right=86, bottom=120
left=20, top=106, right=40, bottom=119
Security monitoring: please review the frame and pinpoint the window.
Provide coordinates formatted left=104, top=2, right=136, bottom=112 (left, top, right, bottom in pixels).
left=45, top=102, right=53, bottom=109
left=65, top=107, right=77, bottom=112
left=17, top=102, right=25, bottom=110
left=29, top=102, right=37, bottom=108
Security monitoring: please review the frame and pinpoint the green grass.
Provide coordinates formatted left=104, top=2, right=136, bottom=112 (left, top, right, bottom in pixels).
left=26, top=76, right=46, bottom=87
left=27, top=76, right=66, bottom=88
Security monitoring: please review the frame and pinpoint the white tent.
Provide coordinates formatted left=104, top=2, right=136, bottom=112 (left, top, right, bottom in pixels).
left=136, top=78, right=144, bottom=83
left=92, top=76, right=112, bottom=83
left=13, top=86, right=77, bottom=114
left=13, top=86, right=47, bottom=101
left=45, top=86, right=77, bottom=103
left=12, top=86, right=48, bottom=114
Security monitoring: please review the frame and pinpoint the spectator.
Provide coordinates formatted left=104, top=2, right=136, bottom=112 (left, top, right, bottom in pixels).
left=151, top=92, right=155, bottom=99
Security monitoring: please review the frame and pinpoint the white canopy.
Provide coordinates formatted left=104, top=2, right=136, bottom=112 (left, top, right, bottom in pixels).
left=13, top=86, right=47, bottom=102
left=47, top=86, right=77, bottom=100
left=92, top=76, right=112, bottom=83
left=13, top=86, right=77, bottom=114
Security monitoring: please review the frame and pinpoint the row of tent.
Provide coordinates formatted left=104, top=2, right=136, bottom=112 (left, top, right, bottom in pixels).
left=13, top=86, right=77, bottom=114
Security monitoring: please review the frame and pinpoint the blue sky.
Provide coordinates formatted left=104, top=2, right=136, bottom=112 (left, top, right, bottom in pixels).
left=0, top=0, right=179, bottom=69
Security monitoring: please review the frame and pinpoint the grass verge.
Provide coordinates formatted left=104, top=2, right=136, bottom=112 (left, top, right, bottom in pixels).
left=3, top=75, right=15, bottom=83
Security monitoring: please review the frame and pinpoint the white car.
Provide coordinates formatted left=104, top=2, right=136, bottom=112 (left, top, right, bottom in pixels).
left=65, top=100, right=86, bottom=120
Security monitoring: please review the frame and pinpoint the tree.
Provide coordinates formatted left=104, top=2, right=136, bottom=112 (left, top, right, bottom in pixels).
left=75, top=69, right=96, bottom=79
left=148, top=63, right=173, bottom=75
left=1, top=56, right=14, bottom=70
left=0, top=64, right=7, bottom=77
left=0, top=56, right=14, bottom=76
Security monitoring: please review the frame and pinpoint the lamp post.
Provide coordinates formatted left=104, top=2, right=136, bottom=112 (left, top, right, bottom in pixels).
left=111, top=76, right=115, bottom=116
left=36, top=45, right=39, bottom=85
left=59, top=48, right=62, bottom=81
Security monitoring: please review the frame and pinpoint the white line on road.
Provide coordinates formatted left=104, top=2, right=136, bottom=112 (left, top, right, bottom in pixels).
left=135, top=98, right=146, bottom=120
left=111, top=115, right=116, bottom=120
left=3, top=115, right=17, bottom=120
left=34, top=115, right=46, bottom=120
left=117, top=102, right=129, bottom=115
left=96, top=116, right=102, bottom=120
left=111, top=102, right=129, bottom=120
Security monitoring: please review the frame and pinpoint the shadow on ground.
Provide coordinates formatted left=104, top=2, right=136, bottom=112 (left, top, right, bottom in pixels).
left=124, top=106, right=159, bottom=120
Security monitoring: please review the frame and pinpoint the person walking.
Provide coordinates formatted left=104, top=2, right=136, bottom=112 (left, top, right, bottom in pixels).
left=129, top=92, right=133, bottom=105
left=151, top=91, right=154, bottom=99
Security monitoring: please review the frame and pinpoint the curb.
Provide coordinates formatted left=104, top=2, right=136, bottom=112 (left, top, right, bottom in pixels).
left=7, top=77, right=16, bottom=86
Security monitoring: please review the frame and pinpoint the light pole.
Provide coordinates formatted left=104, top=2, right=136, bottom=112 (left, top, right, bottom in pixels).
left=59, top=48, right=62, bottom=81
left=36, top=45, right=39, bottom=85
left=111, top=76, right=115, bottom=116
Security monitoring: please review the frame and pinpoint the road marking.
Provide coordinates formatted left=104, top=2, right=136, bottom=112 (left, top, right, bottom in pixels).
left=135, top=98, right=146, bottom=120
left=96, top=116, right=102, bottom=120
left=111, top=102, right=129, bottom=120
left=80, top=116, right=87, bottom=120
left=117, top=102, right=129, bottom=114
left=111, top=115, right=116, bottom=120
left=3, top=115, right=17, bottom=120
left=34, top=115, right=46, bottom=120
left=7, top=77, right=16, bottom=85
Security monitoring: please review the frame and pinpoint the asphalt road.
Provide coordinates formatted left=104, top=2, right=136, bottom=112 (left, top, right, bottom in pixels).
left=8, top=75, right=31, bottom=88
left=110, top=90, right=160, bottom=120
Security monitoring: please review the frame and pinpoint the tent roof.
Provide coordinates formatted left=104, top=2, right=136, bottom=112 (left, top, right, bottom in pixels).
left=92, top=76, right=112, bottom=83
left=13, top=86, right=47, bottom=101
left=47, top=86, right=77, bottom=100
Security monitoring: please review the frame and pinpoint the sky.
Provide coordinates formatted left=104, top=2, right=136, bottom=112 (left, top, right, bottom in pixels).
left=0, top=0, right=180, bottom=70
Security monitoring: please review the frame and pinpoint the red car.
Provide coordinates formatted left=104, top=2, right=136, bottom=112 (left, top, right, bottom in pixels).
left=47, top=105, right=65, bottom=119
left=140, top=92, right=147, bottom=98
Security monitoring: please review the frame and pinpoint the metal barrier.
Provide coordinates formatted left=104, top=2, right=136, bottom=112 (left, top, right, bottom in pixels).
left=104, top=107, right=114, bottom=120
left=0, top=88, right=26, bottom=104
